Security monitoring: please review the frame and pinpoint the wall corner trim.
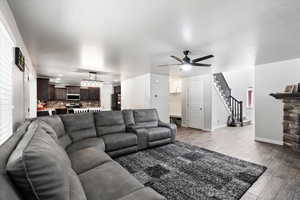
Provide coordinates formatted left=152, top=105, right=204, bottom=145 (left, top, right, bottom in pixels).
left=255, top=137, right=283, bottom=145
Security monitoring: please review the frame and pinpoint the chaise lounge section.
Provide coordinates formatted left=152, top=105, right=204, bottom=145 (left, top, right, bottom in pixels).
left=0, top=109, right=176, bottom=200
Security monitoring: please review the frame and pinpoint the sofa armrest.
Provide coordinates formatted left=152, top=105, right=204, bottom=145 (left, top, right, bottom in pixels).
left=127, top=126, right=148, bottom=150
left=158, top=121, right=177, bottom=143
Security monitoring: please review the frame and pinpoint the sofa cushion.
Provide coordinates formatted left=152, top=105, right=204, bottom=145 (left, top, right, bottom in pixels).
left=39, top=115, right=72, bottom=148
left=79, top=161, right=143, bottom=200
left=147, top=127, right=171, bottom=141
left=60, top=112, right=97, bottom=142
left=94, top=111, right=126, bottom=136
left=68, top=146, right=112, bottom=174
left=0, top=121, right=31, bottom=200
left=39, top=120, right=58, bottom=141
left=102, top=133, right=137, bottom=151
left=117, top=187, right=165, bottom=200
left=6, top=121, right=87, bottom=200
left=38, top=115, right=65, bottom=137
left=66, top=137, right=105, bottom=154
left=133, top=109, right=159, bottom=128
left=69, top=169, right=88, bottom=200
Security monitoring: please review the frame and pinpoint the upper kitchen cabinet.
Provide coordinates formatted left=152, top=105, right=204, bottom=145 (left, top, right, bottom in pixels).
left=80, top=88, right=89, bottom=100
left=37, top=78, right=49, bottom=102
left=88, top=87, right=100, bottom=101
left=67, top=86, right=80, bottom=94
left=55, top=88, right=67, bottom=100
left=48, top=84, right=55, bottom=100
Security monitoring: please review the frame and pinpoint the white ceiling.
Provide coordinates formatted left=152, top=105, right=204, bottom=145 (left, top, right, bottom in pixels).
left=8, top=0, right=300, bottom=84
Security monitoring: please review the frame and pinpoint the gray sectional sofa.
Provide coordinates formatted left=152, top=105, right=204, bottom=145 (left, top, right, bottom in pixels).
left=0, top=109, right=176, bottom=200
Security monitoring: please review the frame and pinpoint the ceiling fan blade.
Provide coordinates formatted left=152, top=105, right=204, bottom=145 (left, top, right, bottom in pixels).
left=157, top=64, right=182, bottom=67
left=192, top=55, right=214, bottom=63
left=170, top=55, right=184, bottom=64
left=191, top=63, right=211, bottom=67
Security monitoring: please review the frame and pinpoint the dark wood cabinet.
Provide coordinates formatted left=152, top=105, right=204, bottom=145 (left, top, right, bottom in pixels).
left=48, top=85, right=55, bottom=100
left=67, top=86, right=80, bottom=94
left=38, top=80, right=100, bottom=102
left=88, top=88, right=100, bottom=101
left=37, top=78, right=49, bottom=102
left=80, top=89, right=89, bottom=100
left=55, top=88, right=67, bottom=100
left=111, top=85, right=121, bottom=110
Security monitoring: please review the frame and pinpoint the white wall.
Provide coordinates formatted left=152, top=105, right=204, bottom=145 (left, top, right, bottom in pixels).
left=255, top=58, right=300, bottom=145
left=121, top=73, right=169, bottom=122
left=0, top=0, right=37, bottom=131
left=223, top=68, right=254, bottom=122
left=212, top=85, right=230, bottom=129
left=100, top=84, right=113, bottom=110
left=121, top=73, right=151, bottom=109
left=150, top=74, right=169, bottom=122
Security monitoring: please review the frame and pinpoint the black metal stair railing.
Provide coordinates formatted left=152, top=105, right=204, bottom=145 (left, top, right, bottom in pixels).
left=229, top=96, right=243, bottom=126
left=213, top=73, right=243, bottom=126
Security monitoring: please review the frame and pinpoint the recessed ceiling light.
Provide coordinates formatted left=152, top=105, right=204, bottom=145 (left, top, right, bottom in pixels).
left=57, top=74, right=64, bottom=77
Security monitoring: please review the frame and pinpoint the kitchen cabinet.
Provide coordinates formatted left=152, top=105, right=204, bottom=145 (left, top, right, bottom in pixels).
left=111, top=86, right=121, bottom=110
left=55, top=88, right=67, bottom=100
left=88, top=87, right=100, bottom=101
left=48, top=85, right=55, bottom=100
left=67, top=86, right=80, bottom=94
left=37, top=78, right=49, bottom=101
left=80, top=89, right=89, bottom=100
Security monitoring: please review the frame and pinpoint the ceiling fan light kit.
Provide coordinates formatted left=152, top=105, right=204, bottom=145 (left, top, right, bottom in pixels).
left=181, top=64, right=192, bottom=71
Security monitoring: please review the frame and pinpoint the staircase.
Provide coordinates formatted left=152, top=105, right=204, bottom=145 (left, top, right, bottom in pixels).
left=213, top=73, right=251, bottom=127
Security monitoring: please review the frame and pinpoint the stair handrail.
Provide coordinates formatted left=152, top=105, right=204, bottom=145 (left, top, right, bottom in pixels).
left=214, top=73, right=231, bottom=99
left=214, top=73, right=243, bottom=126
left=229, top=95, right=243, bottom=126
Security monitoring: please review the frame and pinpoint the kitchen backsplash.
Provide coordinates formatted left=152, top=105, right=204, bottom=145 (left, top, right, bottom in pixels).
left=46, top=100, right=100, bottom=108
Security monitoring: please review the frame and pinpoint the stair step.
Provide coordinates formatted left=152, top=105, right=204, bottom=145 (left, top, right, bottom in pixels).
left=228, top=118, right=251, bottom=127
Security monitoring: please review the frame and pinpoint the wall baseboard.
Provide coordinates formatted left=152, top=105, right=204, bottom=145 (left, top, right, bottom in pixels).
left=255, top=137, right=283, bottom=145
left=211, top=124, right=227, bottom=131
left=202, top=128, right=213, bottom=132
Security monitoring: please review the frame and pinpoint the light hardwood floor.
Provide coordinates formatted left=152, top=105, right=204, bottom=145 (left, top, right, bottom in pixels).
left=176, top=125, right=300, bottom=200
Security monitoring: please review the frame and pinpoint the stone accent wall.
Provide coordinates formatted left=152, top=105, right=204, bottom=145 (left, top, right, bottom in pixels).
left=283, top=99, right=300, bottom=152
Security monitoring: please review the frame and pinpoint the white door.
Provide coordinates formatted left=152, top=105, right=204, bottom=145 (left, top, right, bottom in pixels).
left=189, top=79, right=204, bottom=129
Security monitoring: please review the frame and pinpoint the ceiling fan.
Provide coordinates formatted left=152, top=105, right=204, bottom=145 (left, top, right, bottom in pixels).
left=158, top=50, right=214, bottom=71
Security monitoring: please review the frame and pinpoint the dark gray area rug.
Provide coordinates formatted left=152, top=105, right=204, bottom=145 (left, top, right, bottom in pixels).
left=115, top=141, right=266, bottom=200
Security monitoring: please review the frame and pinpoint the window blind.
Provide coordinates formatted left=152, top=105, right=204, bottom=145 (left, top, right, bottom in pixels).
left=0, top=22, right=13, bottom=146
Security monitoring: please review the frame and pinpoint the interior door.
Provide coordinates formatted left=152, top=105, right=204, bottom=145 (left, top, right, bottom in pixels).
left=189, top=79, right=204, bottom=129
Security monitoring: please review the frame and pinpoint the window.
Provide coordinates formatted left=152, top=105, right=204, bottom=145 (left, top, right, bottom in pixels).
left=247, top=87, right=254, bottom=109
left=0, top=22, right=13, bottom=145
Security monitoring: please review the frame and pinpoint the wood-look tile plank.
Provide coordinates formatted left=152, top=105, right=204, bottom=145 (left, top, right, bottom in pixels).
left=176, top=125, right=300, bottom=200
